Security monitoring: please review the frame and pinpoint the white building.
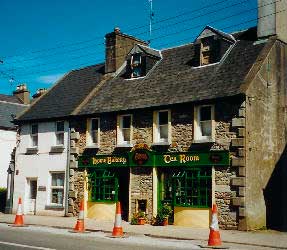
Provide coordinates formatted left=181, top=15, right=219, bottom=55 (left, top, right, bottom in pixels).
left=13, top=121, right=69, bottom=215
left=0, top=91, right=28, bottom=189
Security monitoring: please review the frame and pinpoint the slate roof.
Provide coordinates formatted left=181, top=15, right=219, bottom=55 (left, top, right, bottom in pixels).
left=0, top=101, right=27, bottom=129
left=0, top=94, right=22, bottom=104
left=17, top=63, right=105, bottom=122
left=15, top=27, right=270, bottom=122
left=78, top=29, right=267, bottom=115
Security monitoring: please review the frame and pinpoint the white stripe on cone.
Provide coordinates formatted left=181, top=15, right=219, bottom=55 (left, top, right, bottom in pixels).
left=114, top=214, right=122, bottom=227
left=210, top=213, right=219, bottom=231
left=16, top=204, right=22, bottom=215
left=78, top=210, right=84, bottom=220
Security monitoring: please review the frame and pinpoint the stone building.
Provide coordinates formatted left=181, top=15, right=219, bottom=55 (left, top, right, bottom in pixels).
left=13, top=0, right=287, bottom=231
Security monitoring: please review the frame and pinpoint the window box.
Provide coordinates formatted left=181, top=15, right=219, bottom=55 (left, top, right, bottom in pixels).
left=85, top=144, right=100, bottom=149
left=45, top=205, right=64, bottom=210
left=50, top=145, right=65, bottom=153
left=26, top=147, right=38, bottom=154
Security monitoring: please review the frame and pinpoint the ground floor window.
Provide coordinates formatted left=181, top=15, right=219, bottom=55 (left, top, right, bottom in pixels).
left=158, top=167, right=212, bottom=208
left=88, top=169, right=118, bottom=202
left=50, top=172, right=65, bottom=205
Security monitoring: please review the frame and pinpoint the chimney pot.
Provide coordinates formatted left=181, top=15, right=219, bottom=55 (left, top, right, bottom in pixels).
left=114, top=27, right=121, bottom=34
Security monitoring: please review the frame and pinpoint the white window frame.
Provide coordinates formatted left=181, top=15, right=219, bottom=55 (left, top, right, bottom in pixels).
left=87, top=118, right=100, bottom=147
left=49, top=172, right=65, bottom=206
left=55, top=121, right=65, bottom=146
left=131, top=53, right=142, bottom=78
left=194, top=105, right=215, bottom=143
left=153, top=110, right=171, bottom=144
left=30, top=124, right=38, bottom=147
left=117, top=114, right=133, bottom=146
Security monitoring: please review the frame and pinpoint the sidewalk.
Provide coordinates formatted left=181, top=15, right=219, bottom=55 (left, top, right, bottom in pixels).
left=1, top=213, right=287, bottom=249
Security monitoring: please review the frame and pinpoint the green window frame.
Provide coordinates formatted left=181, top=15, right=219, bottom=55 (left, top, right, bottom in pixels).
left=88, top=169, right=118, bottom=202
left=172, top=168, right=211, bottom=207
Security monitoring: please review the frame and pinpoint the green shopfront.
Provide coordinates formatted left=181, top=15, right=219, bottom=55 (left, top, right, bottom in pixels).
left=78, top=146, right=229, bottom=227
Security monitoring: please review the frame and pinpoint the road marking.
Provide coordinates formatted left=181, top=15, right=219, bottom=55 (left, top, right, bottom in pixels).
left=0, top=240, right=56, bottom=250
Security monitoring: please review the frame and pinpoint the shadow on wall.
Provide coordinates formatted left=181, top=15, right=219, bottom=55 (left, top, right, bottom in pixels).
left=264, top=144, right=287, bottom=231
left=0, top=188, right=7, bottom=212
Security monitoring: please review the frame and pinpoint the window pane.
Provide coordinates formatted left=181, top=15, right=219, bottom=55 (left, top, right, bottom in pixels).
left=132, top=54, right=141, bottom=65
left=122, top=116, right=131, bottom=129
left=159, top=111, right=168, bottom=125
left=56, top=133, right=64, bottom=145
left=123, top=128, right=130, bottom=142
left=31, top=124, right=38, bottom=134
left=159, top=125, right=168, bottom=140
left=52, top=173, right=64, bottom=186
left=51, top=189, right=64, bottom=204
left=200, top=106, right=211, bottom=121
left=132, top=67, right=142, bottom=77
left=91, top=119, right=99, bottom=130
left=56, top=121, right=64, bottom=132
left=32, top=135, right=38, bottom=147
left=200, top=121, right=212, bottom=136
left=91, top=130, right=98, bottom=144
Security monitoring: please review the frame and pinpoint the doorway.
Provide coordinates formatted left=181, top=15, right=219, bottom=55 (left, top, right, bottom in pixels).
left=26, top=178, right=37, bottom=215
left=115, top=169, right=130, bottom=221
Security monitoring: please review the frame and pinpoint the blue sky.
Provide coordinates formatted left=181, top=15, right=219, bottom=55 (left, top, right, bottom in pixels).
left=0, top=0, right=257, bottom=96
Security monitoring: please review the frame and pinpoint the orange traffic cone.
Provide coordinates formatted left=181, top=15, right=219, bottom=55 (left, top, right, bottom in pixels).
left=73, top=200, right=85, bottom=233
left=208, top=204, right=222, bottom=247
left=12, top=197, right=24, bottom=227
left=112, top=201, right=124, bottom=237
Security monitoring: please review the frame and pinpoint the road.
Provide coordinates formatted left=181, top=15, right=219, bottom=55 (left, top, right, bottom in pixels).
left=0, top=223, right=203, bottom=250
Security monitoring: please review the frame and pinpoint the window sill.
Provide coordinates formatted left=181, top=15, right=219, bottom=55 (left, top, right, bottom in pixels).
left=50, top=145, right=65, bottom=153
left=152, top=141, right=170, bottom=146
left=26, top=147, right=38, bottom=154
left=85, top=144, right=100, bottom=149
left=45, top=205, right=64, bottom=210
left=116, top=143, right=133, bottom=148
left=193, top=138, right=215, bottom=144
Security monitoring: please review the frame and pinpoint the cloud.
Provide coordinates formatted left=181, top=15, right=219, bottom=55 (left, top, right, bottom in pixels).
left=37, top=73, right=64, bottom=84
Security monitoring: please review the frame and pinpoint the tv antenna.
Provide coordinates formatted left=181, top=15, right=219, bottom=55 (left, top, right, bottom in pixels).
left=148, top=0, right=154, bottom=45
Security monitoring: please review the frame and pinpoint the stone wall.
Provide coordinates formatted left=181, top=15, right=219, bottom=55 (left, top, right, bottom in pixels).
left=130, top=167, right=153, bottom=221
left=70, top=101, right=245, bottom=229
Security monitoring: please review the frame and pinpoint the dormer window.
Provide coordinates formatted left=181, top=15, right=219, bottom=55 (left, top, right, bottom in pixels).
left=131, top=53, right=142, bottom=78
left=200, top=38, right=214, bottom=66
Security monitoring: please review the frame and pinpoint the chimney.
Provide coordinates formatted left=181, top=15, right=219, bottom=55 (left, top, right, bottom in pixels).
left=257, top=0, right=287, bottom=43
left=13, top=84, right=30, bottom=104
left=105, top=27, right=148, bottom=73
left=32, top=88, right=47, bottom=100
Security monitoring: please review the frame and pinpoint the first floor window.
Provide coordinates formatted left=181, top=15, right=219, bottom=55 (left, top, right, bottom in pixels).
left=194, top=105, right=215, bottom=141
left=88, top=118, right=100, bottom=145
left=118, top=115, right=132, bottom=145
left=51, top=173, right=64, bottom=205
left=154, top=110, right=170, bottom=143
left=31, top=124, right=38, bottom=147
left=56, top=121, right=64, bottom=145
left=88, top=170, right=118, bottom=202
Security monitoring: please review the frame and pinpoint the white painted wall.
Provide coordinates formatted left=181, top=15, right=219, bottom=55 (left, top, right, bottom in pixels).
left=13, top=121, right=68, bottom=216
left=0, top=129, right=16, bottom=188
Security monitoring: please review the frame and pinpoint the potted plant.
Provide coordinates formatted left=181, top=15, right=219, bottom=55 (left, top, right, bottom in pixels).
left=154, top=204, right=172, bottom=226
left=130, top=211, right=146, bottom=225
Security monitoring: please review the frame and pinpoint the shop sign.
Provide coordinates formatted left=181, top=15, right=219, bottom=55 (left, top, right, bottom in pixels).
left=155, top=151, right=229, bottom=167
left=78, top=155, right=128, bottom=168
left=129, top=143, right=154, bottom=167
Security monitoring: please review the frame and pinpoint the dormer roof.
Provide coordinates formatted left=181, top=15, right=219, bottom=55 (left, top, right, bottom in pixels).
left=195, top=25, right=236, bottom=43
left=128, top=44, right=162, bottom=59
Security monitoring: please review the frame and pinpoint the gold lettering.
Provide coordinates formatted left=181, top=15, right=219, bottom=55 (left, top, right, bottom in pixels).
left=163, top=155, right=171, bottom=164
left=179, top=154, right=186, bottom=163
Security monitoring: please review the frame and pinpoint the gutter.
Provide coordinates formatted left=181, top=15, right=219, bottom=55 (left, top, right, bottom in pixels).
left=64, top=126, right=71, bottom=216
